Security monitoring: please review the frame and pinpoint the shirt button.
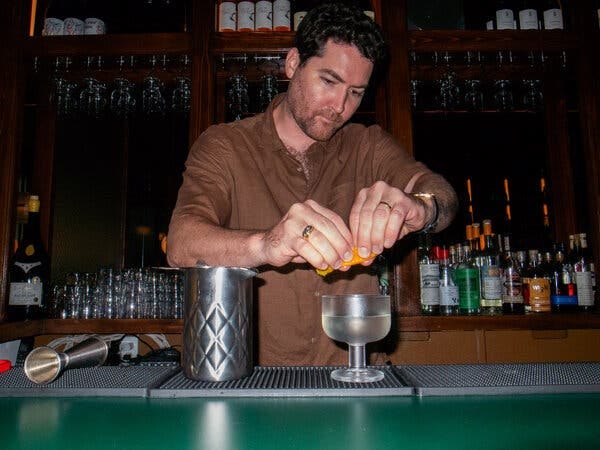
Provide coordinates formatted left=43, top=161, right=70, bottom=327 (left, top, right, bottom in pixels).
left=314, top=291, right=320, bottom=297
left=311, top=337, right=317, bottom=344
left=296, top=167, right=302, bottom=172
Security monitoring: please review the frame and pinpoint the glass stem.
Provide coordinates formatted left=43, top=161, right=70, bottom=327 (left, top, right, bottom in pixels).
left=349, top=344, right=366, bottom=369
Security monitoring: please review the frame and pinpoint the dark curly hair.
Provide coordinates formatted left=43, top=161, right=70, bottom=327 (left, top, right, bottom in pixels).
left=294, top=1, right=389, bottom=84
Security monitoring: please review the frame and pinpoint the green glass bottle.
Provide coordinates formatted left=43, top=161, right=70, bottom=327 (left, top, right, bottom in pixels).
left=456, top=244, right=481, bottom=315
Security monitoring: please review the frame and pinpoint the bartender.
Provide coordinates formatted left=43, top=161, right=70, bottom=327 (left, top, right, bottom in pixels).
left=167, top=2, right=458, bottom=366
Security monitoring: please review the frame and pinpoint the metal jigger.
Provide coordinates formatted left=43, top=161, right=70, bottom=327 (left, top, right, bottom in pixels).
left=24, top=336, right=109, bottom=384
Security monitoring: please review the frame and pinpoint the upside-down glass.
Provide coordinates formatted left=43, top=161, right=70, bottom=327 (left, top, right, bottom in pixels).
left=321, top=294, right=391, bottom=383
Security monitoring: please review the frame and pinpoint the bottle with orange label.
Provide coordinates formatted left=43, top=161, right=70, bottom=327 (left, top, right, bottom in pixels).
left=522, top=249, right=551, bottom=313
left=218, top=0, right=237, bottom=31
left=7, top=195, right=50, bottom=321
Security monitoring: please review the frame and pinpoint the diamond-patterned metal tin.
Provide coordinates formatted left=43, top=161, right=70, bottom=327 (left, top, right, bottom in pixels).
left=182, top=266, right=257, bottom=381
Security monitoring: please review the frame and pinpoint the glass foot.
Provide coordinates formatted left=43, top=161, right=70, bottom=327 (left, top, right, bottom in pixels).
left=330, top=367, right=384, bottom=383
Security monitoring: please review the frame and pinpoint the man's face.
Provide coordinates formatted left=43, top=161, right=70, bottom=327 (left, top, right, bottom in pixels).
left=285, top=40, right=374, bottom=142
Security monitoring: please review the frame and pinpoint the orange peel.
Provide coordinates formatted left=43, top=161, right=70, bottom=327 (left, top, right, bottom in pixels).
left=316, top=247, right=377, bottom=276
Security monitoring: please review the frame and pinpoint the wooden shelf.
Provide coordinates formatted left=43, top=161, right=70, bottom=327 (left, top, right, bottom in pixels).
left=23, top=33, right=192, bottom=57
left=2, top=314, right=599, bottom=341
left=408, top=30, right=580, bottom=52
left=210, top=31, right=294, bottom=54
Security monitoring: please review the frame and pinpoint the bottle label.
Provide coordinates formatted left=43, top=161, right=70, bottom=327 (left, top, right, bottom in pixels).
left=419, top=263, right=440, bottom=306
left=543, top=9, right=563, bottom=29
left=255, top=1, right=273, bottom=30
left=43, top=18, right=65, bottom=36
left=551, top=294, right=578, bottom=306
left=439, top=285, right=459, bottom=307
left=519, top=9, right=538, bottom=30
left=219, top=2, right=237, bottom=31
left=237, top=1, right=255, bottom=31
left=64, top=17, right=85, bottom=35
left=273, top=0, right=290, bottom=31
left=574, top=272, right=594, bottom=306
left=84, top=18, right=106, bottom=35
left=455, top=267, right=480, bottom=311
left=9, top=280, right=43, bottom=306
left=486, top=19, right=494, bottom=30
left=527, top=278, right=551, bottom=312
left=481, top=265, right=502, bottom=300
left=496, top=9, right=516, bottom=30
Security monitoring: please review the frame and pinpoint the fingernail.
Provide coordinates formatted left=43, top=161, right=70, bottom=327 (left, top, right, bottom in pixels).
left=359, top=247, right=369, bottom=258
left=333, top=260, right=342, bottom=269
left=373, top=246, right=382, bottom=254
left=343, top=251, right=353, bottom=261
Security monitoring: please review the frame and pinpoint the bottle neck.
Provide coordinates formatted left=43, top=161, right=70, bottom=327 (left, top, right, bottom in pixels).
left=23, top=211, right=42, bottom=242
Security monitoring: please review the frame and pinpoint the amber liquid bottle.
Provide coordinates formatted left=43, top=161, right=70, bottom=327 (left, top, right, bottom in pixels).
left=7, top=195, right=50, bottom=321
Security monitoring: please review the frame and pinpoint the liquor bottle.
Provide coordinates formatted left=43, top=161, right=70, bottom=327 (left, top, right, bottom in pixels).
left=356, top=0, right=375, bottom=20
left=218, top=0, right=237, bottom=31
left=495, top=0, right=517, bottom=30
left=518, top=0, right=539, bottom=29
left=456, top=244, right=481, bottom=315
left=501, top=234, right=525, bottom=314
left=237, top=0, right=255, bottom=31
left=541, top=0, right=564, bottom=29
left=438, top=246, right=459, bottom=315
left=292, top=0, right=311, bottom=31
left=418, top=233, right=440, bottom=315
left=480, top=220, right=503, bottom=315
left=255, top=0, right=273, bottom=31
left=273, top=0, right=291, bottom=31
left=42, top=0, right=66, bottom=36
left=550, top=243, right=578, bottom=312
left=522, top=249, right=551, bottom=313
left=574, top=233, right=595, bottom=311
left=7, top=195, right=50, bottom=321
left=84, top=0, right=107, bottom=35
left=64, top=0, right=85, bottom=35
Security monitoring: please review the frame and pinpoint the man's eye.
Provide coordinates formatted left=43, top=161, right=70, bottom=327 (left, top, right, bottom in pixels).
left=322, top=77, right=334, bottom=85
left=350, top=90, right=365, bottom=97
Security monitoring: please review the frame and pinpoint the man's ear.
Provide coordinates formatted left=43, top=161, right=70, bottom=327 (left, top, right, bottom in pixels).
left=285, top=48, right=300, bottom=79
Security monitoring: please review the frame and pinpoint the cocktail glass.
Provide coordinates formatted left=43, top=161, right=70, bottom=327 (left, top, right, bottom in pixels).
left=322, top=294, right=391, bottom=383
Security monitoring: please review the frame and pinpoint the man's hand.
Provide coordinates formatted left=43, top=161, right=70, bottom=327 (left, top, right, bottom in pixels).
left=348, top=181, right=434, bottom=259
left=260, top=199, right=355, bottom=271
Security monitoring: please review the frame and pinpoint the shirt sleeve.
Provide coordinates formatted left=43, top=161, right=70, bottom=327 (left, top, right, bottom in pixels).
left=169, top=124, right=236, bottom=229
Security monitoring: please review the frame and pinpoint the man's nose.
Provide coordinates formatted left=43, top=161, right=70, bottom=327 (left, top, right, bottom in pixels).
left=331, top=88, right=347, bottom=114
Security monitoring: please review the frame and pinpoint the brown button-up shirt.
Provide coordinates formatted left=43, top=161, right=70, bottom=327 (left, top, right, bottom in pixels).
left=170, top=94, right=432, bottom=366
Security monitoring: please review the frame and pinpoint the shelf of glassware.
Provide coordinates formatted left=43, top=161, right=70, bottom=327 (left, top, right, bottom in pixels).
left=2, top=313, right=600, bottom=342
left=22, top=33, right=192, bottom=57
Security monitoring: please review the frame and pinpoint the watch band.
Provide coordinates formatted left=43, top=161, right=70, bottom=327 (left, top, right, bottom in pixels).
left=412, top=192, right=438, bottom=234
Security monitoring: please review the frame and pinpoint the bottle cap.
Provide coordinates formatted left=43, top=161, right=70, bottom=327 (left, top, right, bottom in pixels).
left=0, top=360, right=11, bottom=373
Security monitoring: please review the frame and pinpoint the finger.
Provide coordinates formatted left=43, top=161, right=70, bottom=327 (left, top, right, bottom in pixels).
left=369, top=202, right=393, bottom=254
left=384, top=205, right=406, bottom=247
left=305, top=200, right=353, bottom=262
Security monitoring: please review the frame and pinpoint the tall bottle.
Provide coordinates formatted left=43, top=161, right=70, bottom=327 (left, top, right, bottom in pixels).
left=64, top=0, right=85, bottom=35
left=456, top=244, right=481, bottom=315
left=550, top=243, right=578, bottom=312
left=480, top=220, right=503, bottom=315
left=518, top=0, right=539, bottom=29
left=8, top=195, right=50, bottom=321
left=522, top=249, right=551, bottom=313
left=273, top=0, right=291, bottom=31
left=255, top=0, right=273, bottom=31
left=438, top=246, right=459, bottom=315
left=418, top=233, right=440, bottom=315
left=501, top=234, right=525, bottom=314
left=574, top=233, right=595, bottom=311
left=541, top=0, right=564, bottom=29
left=292, top=0, right=311, bottom=31
left=237, top=0, right=255, bottom=31
left=495, top=0, right=517, bottom=30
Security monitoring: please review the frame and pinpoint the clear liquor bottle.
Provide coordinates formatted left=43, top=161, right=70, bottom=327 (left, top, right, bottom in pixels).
left=480, top=219, right=503, bottom=315
left=550, top=243, right=578, bottom=312
left=501, top=234, right=525, bottom=314
left=438, top=246, right=459, bottom=315
left=574, top=233, right=595, bottom=311
left=518, top=0, right=539, bottom=29
left=418, top=233, right=440, bottom=315
left=541, top=0, right=564, bottom=29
